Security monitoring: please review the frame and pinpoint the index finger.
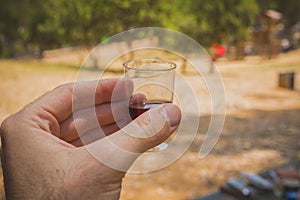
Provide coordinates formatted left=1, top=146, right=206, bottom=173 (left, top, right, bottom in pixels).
left=36, top=78, right=133, bottom=122
left=73, top=78, right=133, bottom=109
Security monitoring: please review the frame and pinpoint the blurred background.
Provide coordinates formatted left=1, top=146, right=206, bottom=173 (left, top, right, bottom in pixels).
left=1, top=0, right=300, bottom=60
left=0, top=0, right=300, bottom=200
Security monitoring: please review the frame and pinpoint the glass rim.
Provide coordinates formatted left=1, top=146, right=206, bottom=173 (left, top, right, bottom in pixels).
left=123, top=58, right=177, bottom=71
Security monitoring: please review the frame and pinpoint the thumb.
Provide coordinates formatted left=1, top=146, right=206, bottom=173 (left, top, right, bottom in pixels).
left=115, top=103, right=181, bottom=152
left=85, top=104, right=181, bottom=171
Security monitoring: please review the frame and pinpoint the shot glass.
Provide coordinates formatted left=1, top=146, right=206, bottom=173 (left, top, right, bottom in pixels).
left=123, top=58, right=176, bottom=151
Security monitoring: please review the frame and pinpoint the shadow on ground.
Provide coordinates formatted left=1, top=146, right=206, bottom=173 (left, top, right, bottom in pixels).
left=190, top=108, right=300, bottom=159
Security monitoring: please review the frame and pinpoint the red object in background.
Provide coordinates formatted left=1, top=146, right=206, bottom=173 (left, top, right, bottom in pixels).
left=211, top=45, right=226, bottom=61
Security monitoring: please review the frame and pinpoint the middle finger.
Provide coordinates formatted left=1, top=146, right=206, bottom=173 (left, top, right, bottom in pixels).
left=60, top=100, right=130, bottom=142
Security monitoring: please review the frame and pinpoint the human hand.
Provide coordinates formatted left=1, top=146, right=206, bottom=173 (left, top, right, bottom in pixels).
left=0, top=78, right=181, bottom=199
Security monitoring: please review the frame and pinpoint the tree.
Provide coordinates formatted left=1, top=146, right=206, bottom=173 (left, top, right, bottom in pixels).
left=181, top=0, right=259, bottom=47
left=4, top=0, right=300, bottom=58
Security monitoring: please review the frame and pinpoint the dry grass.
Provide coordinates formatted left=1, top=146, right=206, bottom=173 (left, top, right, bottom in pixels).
left=0, top=49, right=300, bottom=199
left=0, top=60, right=77, bottom=122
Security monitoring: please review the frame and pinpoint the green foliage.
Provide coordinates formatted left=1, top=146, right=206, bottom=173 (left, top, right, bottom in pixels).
left=181, top=0, right=260, bottom=46
left=0, top=0, right=299, bottom=57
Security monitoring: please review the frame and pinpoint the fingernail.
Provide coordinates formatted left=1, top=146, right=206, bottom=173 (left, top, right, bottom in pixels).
left=159, top=104, right=181, bottom=127
left=160, top=106, right=171, bottom=126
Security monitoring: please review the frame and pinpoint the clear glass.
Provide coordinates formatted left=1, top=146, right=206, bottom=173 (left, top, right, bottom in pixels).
left=123, top=58, right=176, bottom=151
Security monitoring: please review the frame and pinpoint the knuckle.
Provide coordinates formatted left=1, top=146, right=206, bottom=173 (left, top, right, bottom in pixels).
left=0, top=114, right=17, bottom=137
left=55, top=82, right=74, bottom=93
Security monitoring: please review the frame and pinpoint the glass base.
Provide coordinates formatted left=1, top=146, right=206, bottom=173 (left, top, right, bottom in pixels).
left=147, top=142, right=168, bottom=152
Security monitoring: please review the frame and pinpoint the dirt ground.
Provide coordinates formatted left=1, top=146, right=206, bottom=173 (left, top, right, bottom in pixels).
left=0, top=49, right=299, bottom=199
left=121, top=50, right=300, bottom=200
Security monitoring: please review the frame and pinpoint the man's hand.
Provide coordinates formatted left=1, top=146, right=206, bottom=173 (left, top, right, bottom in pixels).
left=0, top=78, right=181, bottom=199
